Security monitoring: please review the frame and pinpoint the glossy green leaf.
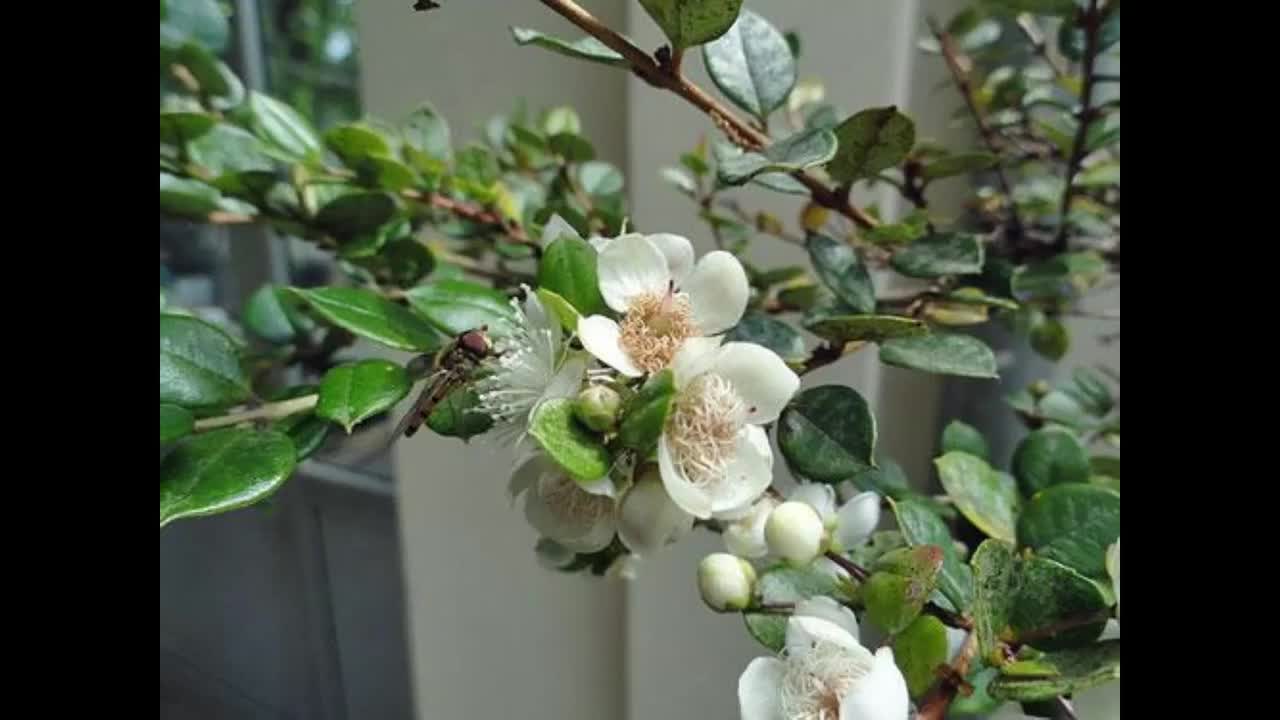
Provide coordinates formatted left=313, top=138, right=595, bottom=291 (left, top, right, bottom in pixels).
left=950, top=664, right=1004, bottom=716
left=921, top=152, right=997, bottom=180
left=406, top=280, right=519, bottom=337
left=807, top=234, right=875, bottom=314
left=160, top=313, right=251, bottom=410
left=744, top=563, right=842, bottom=652
left=1012, top=429, right=1090, bottom=496
left=618, top=369, right=676, bottom=452
left=942, top=421, right=989, bottom=460
left=936, top=452, right=1019, bottom=543
left=702, top=9, right=795, bottom=120
left=244, top=91, right=321, bottom=160
left=805, top=315, right=928, bottom=344
left=970, top=540, right=1018, bottom=661
left=535, top=288, right=583, bottom=334
left=890, top=497, right=973, bottom=611
left=891, top=233, right=985, bottom=278
left=851, top=458, right=911, bottom=498
left=160, top=404, right=195, bottom=444
left=1018, top=484, right=1120, bottom=578
left=990, top=641, right=1120, bottom=702
left=315, top=191, right=399, bottom=236
left=188, top=124, right=273, bottom=176
left=827, top=107, right=916, bottom=184
left=1058, top=10, right=1121, bottom=61
left=880, top=334, right=997, bottom=378
left=1030, top=315, right=1070, bottom=361
left=548, top=133, right=596, bottom=163
left=352, top=156, right=419, bottom=192
left=275, top=412, right=331, bottom=460
left=718, top=128, right=836, bottom=184
left=1010, top=556, right=1109, bottom=650
left=288, top=287, right=443, bottom=352
left=894, top=615, right=950, bottom=698
left=402, top=102, right=452, bottom=163
left=528, top=398, right=611, bottom=482
left=864, top=569, right=933, bottom=634
left=316, top=360, right=412, bottom=433
left=510, top=27, right=627, bottom=67
left=160, top=428, right=297, bottom=527
left=947, top=287, right=1019, bottom=311
left=160, top=111, right=217, bottom=146
left=538, top=235, right=608, bottom=316
left=639, top=0, right=745, bottom=50
left=242, top=285, right=305, bottom=344
left=325, top=123, right=393, bottom=166
left=160, top=172, right=222, bottom=217
left=778, top=385, right=876, bottom=483
left=726, top=312, right=806, bottom=362
left=426, top=387, right=494, bottom=440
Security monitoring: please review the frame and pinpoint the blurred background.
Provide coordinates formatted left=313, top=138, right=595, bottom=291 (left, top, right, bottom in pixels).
left=159, top=1, right=1119, bottom=718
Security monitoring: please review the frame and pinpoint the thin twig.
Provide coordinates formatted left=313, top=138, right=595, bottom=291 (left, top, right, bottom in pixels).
left=916, top=632, right=978, bottom=720
left=1015, top=14, right=1068, bottom=78
left=193, top=395, right=319, bottom=432
left=1054, top=0, right=1105, bottom=251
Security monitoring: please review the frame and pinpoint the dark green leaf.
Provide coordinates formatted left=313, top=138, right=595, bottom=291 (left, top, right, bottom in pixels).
left=1018, top=484, right=1120, bottom=578
left=288, top=287, right=443, bottom=352
left=864, top=557, right=939, bottom=634
left=315, top=191, right=399, bottom=236
left=548, top=133, right=596, bottom=163
left=778, top=385, right=877, bottom=483
left=726, top=312, right=806, bottom=362
left=942, top=421, right=989, bottom=460
left=316, top=360, right=412, bottom=433
left=160, top=112, right=217, bottom=146
left=242, top=285, right=304, bottom=344
left=618, top=370, right=676, bottom=452
left=244, top=91, right=322, bottom=160
left=890, top=497, right=973, bottom=611
left=951, top=664, right=1004, bottom=716
left=405, top=280, right=519, bottom=337
left=325, top=123, right=393, bottom=166
left=538, top=235, right=608, bottom=316
left=804, top=315, right=928, bottom=344
left=1057, top=10, right=1120, bottom=61
left=510, top=27, right=628, bottom=67
left=352, top=156, right=419, bottom=193
left=1064, top=368, right=1115, bottom=416
left=160, top=172, right=222, bottom=217
left=744, top=563, right=841, bottom=652
left=639, top=0, right=745, bottom=50
left=851, top=458, right=910, bottom=498
left=807, top=234, right=875, bottom=314
left=827, top=107, right=916, bottom=184
left=990, top=641, right=1120, bottom=702
left=160, top=428, right=296, bottom=527
left=188, top=124, right=273, bottom=176
left=1011, top=252, right=1107, bottom=302
left=891, top=233, right=985, bottom=278
left=275, top=412, right=331, bottom=460
left=894, top=615, right=950, bottom=698
left=160, top=404, right=195, bottom=444
left=528, top=398, right=611, bottom=482
left=160, top=313, right=251, bottom=410
left=357, top=238, right=436, bottom=289
left=971, top=540, right=1018, bottom=661
left=717, top=128, right=836, bottom=184
left=921, top=152, right=997, bottom=180
left=1010, top=556, right=1109, bottom=650
left=426, top=387, right=494, bottom=440
left=936, top=452, right=1019, bottom=543
left=1029, top=315, right=1070, bottom=361
left=880, top=334, right=998, bottom=378
left=1013, top=429, right=1090, bottom=496
left=702, top=9, right=796, bottom=120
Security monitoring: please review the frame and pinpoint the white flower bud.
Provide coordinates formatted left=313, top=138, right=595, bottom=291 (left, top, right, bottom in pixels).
left=765, top=501, right=826, bottom=567
left=573, top=384, right=623, bottom=433
left=697, top=553, right=757, bottom=612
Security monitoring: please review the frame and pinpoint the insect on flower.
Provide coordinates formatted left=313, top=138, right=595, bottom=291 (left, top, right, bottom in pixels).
left=387, top=327, right=494, bottom=445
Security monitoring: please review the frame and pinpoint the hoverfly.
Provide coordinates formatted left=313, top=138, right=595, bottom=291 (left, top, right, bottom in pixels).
left=387, top=327, right=493, bottom=445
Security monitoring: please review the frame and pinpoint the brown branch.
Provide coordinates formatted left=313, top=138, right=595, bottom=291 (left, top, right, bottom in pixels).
left=800, top=342, right=865, bottom=375
left=1053, top=0, right=1105, bottom=252
left=915, top=632, right=978, bottom=720
left=401, top=189, right=535, bottom=248
left=537, top=0, right=879, bottom=231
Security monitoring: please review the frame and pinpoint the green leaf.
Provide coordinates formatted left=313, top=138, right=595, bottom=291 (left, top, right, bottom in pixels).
left=717, top=128, right=836, bottom=184
left=538, top=235, right=608, bottom=316
left=535, top=288, right=583, bottom=333
left=403, top=102, right=453, bottom=163
left=851, top=458, right=911, bottom=498
left=325, top=123, right=393, bottom=166
left=242, top=285, right=304, bottom=344
left=316, top=360, right=412, bottom=433
left=970, top=540, right=1018, bottom=662
left=880, top=334, right=998, bottom=378
left=288, top=287, right=443, bottom=352
left=805, top=315, right=928, bottom=344
left=243, top=91, right=322, bottom=160
left=528, top=398, right=612, bottom=482
left=1010, top=556, right=1109, bottom=650
left=510, top=27, right=627, bottom=67
left=315, top=191, right=399, bottom=236
left=951, top=664, right=1004, bottom=716
left=160, top=172, right=222, bottom=217
left=275, top=412, right=331, bottom=460
left=807, top=234, right=876, bottom=314
left=890, top=497, right=973, bottom=611
left=163, top=0, right=229, bottom=51
left=577, top=161, right=624, bottom=197
left=990, top=641, right=1120, bottom=702
left=661, top=167, right=697, bottom=196
left=864, top=566, right=936, bottom=634
left=406, top=280, right=519, bottom=337
left=352, top=156, right=420, bottom=193
left=1011, top=252, right=1107, bottom=302
left=894, top=615, right=950, bottom=698
left=981, top=0, right=1077, bottom=16
left=1012, top=429, right=1090, bottom=496
left=725, top=312, right=807, bottom=362
left=920, top=152, right=997, bottom=180
left=745, top=563, right=842, bottom=652
left=946, top=287, right=1019, bottom=311
left=426, top=387, right=495, bottom=440
left=1064, top=368, right=1115, bottom=416
left=827, top=107, right=916, bottom=184
left=639, top=0, right=745, bottom=50
left=188, top=124, right=273, bottom=176
left=936, top=452, right=1019, bottom=543
left=942, top=421, right=989, bottom=460
left=160, top=111, right=217, bottom=146
left=160, top=428, right=297, bottom=527
left=1090, top=455, right=1119, bottom=481
left=1058, top=10, right=1121, bottom=61
left=618, top=370, right=676, bottom=452
left=702, top=9, right=796, bottom=121
left=548, top=133, right=596, bottom=163
left=890, top=233, right=985, bottom=278
left=753, top=172, right=809, bottom=195
left=1029, top=315, right=1070, bottom=361
left=777, top=385, right=877, bottom=483
left=160, top=404, right=195, bottom=444
left=542, top=106, right=582, bottom=136
left=1018, top=484, right=1120, bottom=578
left=160, top=313, right=251, bottom=410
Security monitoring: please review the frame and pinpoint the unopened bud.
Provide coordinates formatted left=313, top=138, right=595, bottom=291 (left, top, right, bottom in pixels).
left=574, top=384, right=623, bottom=432
left=697, top=553, right=757, bottom=612
left=1029, top=380, right=1051, bottom=399
left=765, top=501, right=826, bottom=567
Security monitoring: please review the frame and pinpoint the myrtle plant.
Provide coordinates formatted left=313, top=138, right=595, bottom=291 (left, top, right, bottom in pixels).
left=160, top=1, right=1119, bottom=719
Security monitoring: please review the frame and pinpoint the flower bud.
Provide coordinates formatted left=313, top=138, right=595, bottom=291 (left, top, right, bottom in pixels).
left=697, top=553, right=757, bottom=612
left=765, top=501, right=826, bottom=567
left=573, top=384, right=623, bottom=433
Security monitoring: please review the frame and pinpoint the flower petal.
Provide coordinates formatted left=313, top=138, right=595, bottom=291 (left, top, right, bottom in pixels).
left=724, top=498, right=778, bottom=559
left=683, top=250, right=748, bottom=334
left=578, top=315, right=644, bottom=377
left=790, top=483, right=837, bottom=524
left=507, top=454, right=544, bottom=504
left=709, top=425, right=774, bottom=517
left=657, top=433, right=714, bottom=519
left=840, top=648, right=909, bottom=720
left=645, top=233, right=695, bottom=286
left=542, top=352, right=589, bottom=407
left=712, top=342, right=801, bottom=424
left=561, top=514, right=616, bottom=554
left=617, top=469, right=696, bottom=554
left=540, top=213, right=583, bottom=249
left=671, top=335, right=724, bottom=388
left=738, top=657, right=787, bottom=720
left=795, top=596, right=861, bottom=643
left=596, top=234, right=670, bottom=312
left=836, top=491, right=882, bottom=550
left=785, top=616, right=868, bottom=661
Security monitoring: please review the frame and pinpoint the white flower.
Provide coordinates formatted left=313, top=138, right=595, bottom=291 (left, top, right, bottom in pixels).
left=789, top=485, right=883, bottom=552
left=616, top=464, right=695, bottom=556
left=509, top=454, right=617, bottom=553
left=658, top=340, right=801, bottom=519
left=1106, top=538, right=1119, bottom=621
left=476, top=287, right=587, bottom=444
left=766, top=501, right=827, bottom=567
left=739, top=610, right=909, bottom=720
left=724, top=495, right=782, bottom=558
left=578, top=232, right=749, bottom=376
left=698, top=553, right=758, bottom=611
